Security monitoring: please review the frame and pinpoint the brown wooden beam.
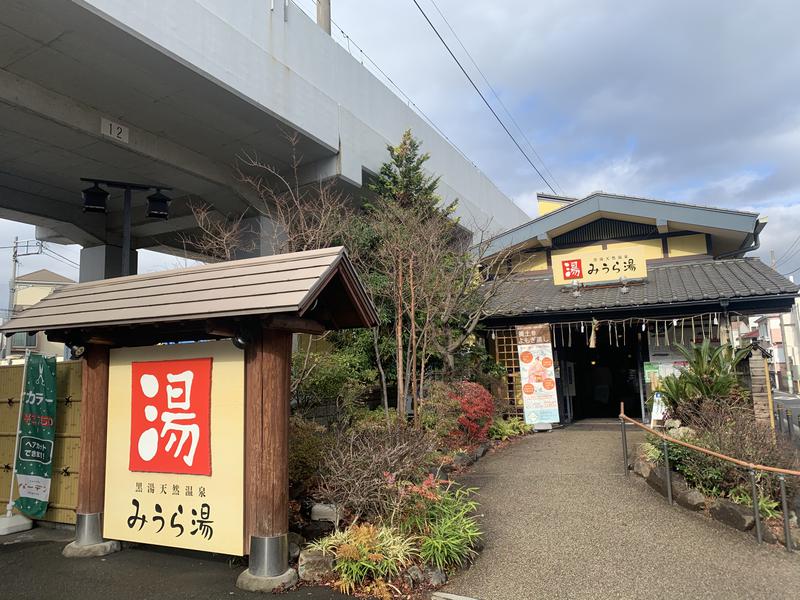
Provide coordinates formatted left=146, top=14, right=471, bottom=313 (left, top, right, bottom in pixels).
left=76, top=345, right=110, bottom=515
left=263, top=315, right=325, bottom=335
left=244, top=327, right=291, bottom=553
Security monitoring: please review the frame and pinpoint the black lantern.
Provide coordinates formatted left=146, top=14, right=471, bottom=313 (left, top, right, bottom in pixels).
left=146, top=189, right=171, bottom=219
left=81, top=182, right=109, bottom=213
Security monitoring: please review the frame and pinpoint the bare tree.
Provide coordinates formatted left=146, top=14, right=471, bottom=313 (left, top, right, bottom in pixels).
left=179, top=200, right=256, bottom=261
left=236, top=131, right=354, bottom=255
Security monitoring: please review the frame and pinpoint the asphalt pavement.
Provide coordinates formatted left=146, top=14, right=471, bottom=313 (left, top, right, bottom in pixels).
left=774, top=390, right=800, bottom=442
left=0, top=527, right=349, bottom=600
left=443, top=421, right=800, bottom=600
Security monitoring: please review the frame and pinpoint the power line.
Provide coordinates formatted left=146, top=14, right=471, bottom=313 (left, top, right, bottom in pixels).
left=42, top=244, right=79, bottom=268
left=411, top=0, right=557, bottom=195
left=774, top=232, right=800, bottom=267
left=426, top=0, right=564, bottom=196
left=290, top=0, right=481, bottom=170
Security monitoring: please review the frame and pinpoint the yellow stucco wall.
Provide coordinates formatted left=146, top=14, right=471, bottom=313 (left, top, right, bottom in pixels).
left=537, top=199, right=569, bottom=216
left=14, top=285, right=56, bottom=308
left=510, top=252, right=549, bottom=273
left=667, top=234, right=708, bottom=257
left=508, top=233, right=709, bottom=276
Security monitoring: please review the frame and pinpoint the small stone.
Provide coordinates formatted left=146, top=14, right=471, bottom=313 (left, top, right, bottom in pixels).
left=425, top=568, right=447, bottom=586
left=310, top=503, right=339, bottom=523
left=709, top=498, right=755, bottom=531
left=301, top=520, right=334, bottom=542
left=288, top=542, right=300, bottom=561
left=675, top=488, right=706, bottom=512
left=407, top=565, right=424, bottom=584
left=645, top=464, right=667, bottom=496
left=475, top=443, right=490, bottom=459
left=298, top=549, right=334, bottom=582
left=453, top=452, right=475, bottom=468
left=758, top=526, right=778, bottom=544
left=287, top=531, right=305, bottom=548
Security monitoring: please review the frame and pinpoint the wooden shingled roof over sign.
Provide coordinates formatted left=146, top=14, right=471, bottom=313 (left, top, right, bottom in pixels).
left=0, top=246, right=378, bottom=347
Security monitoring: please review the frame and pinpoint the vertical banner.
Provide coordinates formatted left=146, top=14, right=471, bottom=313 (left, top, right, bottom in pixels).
left=104, top=341, right=244, bottom=556
left=15, top=354, right=58, bottom=518
left=516, top=325, right=559, bottom=426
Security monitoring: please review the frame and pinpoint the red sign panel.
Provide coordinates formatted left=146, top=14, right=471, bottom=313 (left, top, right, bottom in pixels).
left=561, top=259, right=583, bottom=280
left=130, top=358, right=213, bottom=476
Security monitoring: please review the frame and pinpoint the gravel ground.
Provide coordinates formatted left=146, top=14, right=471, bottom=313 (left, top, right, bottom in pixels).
left=444, top=421, right=800, bottom=600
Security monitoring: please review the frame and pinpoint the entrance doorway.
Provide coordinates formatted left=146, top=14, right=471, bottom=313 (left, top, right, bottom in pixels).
left=556, top=322, right=645, bottom=420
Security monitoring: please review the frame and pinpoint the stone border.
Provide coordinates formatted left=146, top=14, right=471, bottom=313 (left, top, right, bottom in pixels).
left=632, top=454, right=799, bottom=548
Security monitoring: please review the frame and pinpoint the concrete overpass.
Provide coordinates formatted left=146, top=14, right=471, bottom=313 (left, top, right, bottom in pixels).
left=0, top=0, right=528, bottom=280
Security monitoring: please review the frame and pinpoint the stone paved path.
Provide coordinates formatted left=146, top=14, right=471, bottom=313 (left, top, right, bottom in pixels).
left=444, top=422, right=800, bottom=600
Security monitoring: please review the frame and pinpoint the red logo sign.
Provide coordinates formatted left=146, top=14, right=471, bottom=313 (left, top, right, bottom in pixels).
left=561, top=259, right=583, bottom=280
left=130, top=358, right=213, bottom=476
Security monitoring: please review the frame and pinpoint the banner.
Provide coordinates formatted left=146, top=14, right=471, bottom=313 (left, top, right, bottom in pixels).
left=104, top=341, right=244, bottom=555
left=516, top=325, right=560, bottom=425
left=15, top=353, right=58, bottom=519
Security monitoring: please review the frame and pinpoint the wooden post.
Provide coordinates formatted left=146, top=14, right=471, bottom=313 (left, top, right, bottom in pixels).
left=75, top=345, right=110, bottom=545
left=244, top=327, right=292, bottom=577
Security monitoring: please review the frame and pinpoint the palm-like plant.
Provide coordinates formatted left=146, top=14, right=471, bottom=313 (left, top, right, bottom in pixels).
left=674, top=339, right=750, bottom=402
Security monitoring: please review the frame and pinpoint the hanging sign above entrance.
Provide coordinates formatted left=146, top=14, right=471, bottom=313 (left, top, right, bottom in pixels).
left=553, top=247, right=648, bottom=286
left=103, top=341, right=244, bottom=556
left=516, top=325, right=560, bottom=427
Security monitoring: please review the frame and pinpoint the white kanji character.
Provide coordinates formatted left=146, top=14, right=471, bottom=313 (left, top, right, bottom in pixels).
left=166, top=370, right=194, bottom=410
left=160, top=412, right=200, bottom=466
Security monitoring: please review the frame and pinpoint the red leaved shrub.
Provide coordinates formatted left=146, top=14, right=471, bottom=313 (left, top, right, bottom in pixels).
left=452, top=382, right=495, bottom=443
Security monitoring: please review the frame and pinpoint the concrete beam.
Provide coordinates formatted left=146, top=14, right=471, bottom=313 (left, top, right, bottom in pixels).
left=0, top=185, right=105, bottom=245
left=0, top=68, right=246, bottom=206
left=657, top=218, right=669, bottom=234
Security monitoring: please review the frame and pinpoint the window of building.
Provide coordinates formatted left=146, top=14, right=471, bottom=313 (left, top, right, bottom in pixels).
left=10, top=331, right=37, bottom=348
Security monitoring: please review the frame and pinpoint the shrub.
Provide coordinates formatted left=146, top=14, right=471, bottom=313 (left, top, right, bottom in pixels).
left=648, top=403, right=799, bottom=506
left=308, top=523, right=417, bottom=594
left=419, top=382, right=461, bottom=441
left=288, top=416, right=332, bottom=494
left=488, top=416, right=532, bottom=441
left=453, top=382, right=495, bottom=443
left=292, top=348, right=376, bottom=415
left=396, top=478, right=482, bottom=571
left=316, top=423, right=438, bottom=522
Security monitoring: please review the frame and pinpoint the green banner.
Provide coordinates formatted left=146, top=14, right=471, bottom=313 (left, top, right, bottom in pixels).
left=14, top=354, right=57, bottom=519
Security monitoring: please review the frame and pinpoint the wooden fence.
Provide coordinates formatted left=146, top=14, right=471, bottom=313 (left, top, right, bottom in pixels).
left=0, top=360, right=82, bottom=524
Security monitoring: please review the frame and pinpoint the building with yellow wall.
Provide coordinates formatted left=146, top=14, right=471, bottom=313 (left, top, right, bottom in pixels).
left=3, top=269, right=74, bottom=361
left=482, top=192, right=798, bottom=424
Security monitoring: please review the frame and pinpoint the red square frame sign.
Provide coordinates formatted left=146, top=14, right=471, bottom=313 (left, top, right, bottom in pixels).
left=561, top=259, right=583, bottom=280
left=129, top=357, right=213, bottom=476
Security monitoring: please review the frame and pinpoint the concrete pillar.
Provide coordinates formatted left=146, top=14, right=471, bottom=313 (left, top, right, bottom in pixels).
left=79, top=245, right=137, bottom=282
left=316, top=0, right=331, bottom=35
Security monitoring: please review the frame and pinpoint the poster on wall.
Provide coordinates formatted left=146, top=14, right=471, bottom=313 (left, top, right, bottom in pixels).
left=516, top=325, right=560, bottom=427
left=643, top=360, right=686, bottom=426
left=103, top=341, right=244, bottom=556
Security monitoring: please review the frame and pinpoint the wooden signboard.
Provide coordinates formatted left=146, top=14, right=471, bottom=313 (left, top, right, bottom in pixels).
left=553, top=247, right=647, bottom=286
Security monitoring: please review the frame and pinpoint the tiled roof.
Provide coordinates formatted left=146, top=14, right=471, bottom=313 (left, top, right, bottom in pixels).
left=486, top=258, right=798, bottom=318
left=1, top=247, right=378, bottom=334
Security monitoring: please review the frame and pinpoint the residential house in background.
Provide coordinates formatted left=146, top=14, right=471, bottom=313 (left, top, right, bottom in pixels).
left=1, top=269, right=73, bottom=362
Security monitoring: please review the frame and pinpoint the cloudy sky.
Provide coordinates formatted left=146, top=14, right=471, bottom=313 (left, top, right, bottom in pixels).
left=2, top=0, right=800, bottom=308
